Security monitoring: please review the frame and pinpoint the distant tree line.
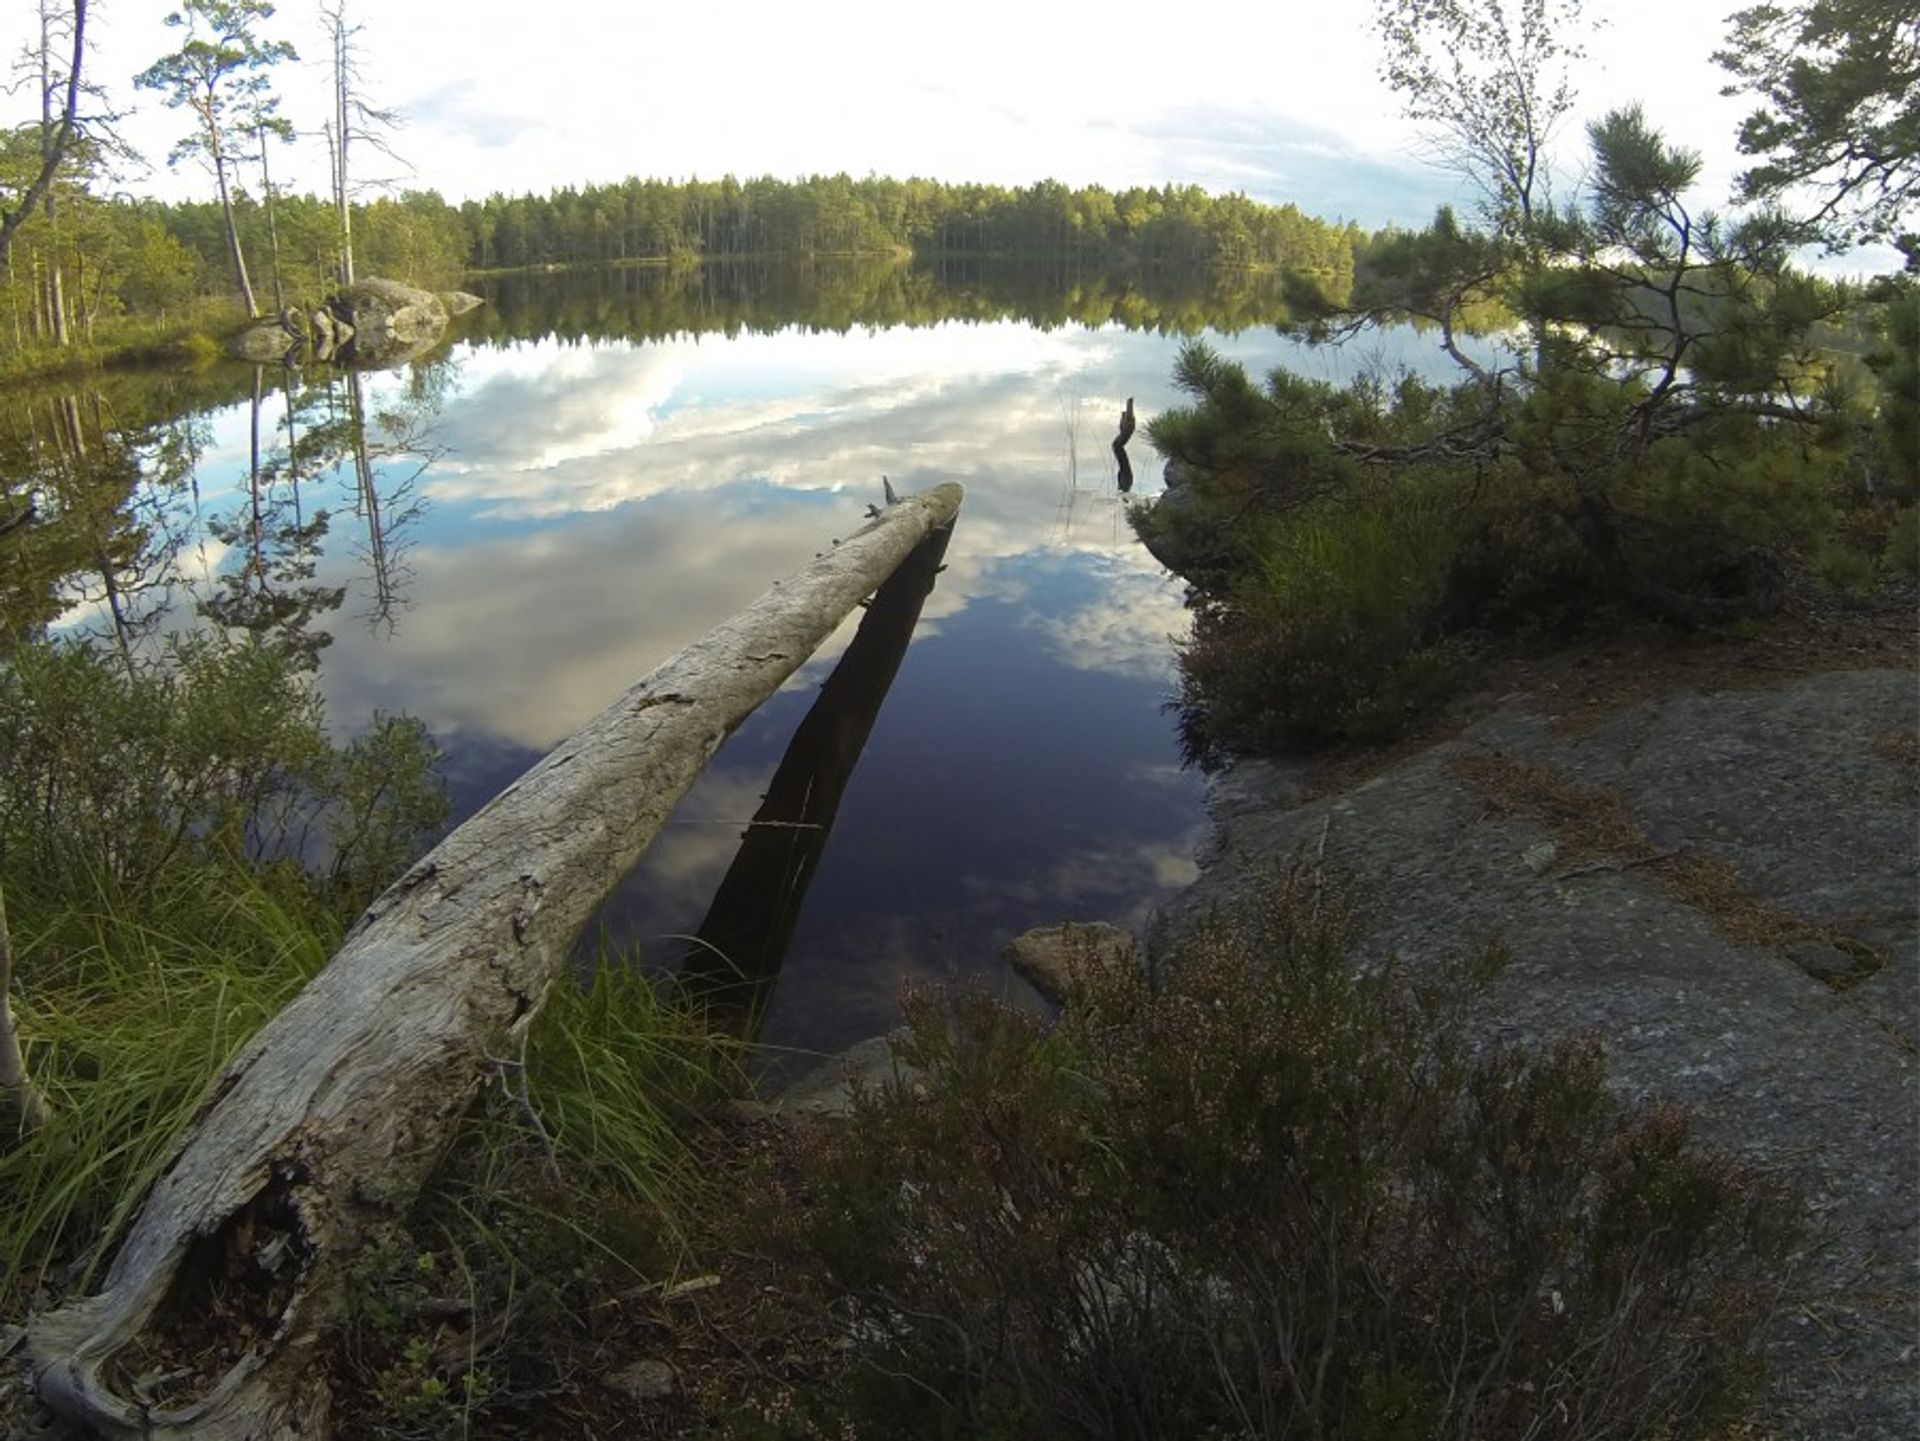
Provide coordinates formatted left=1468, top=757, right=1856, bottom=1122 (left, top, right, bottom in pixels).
left=464, top=255, right=1351, bottom=348
left=454, top=175, right=1366, bottom=276
left=1, top=3, right=1371, bottom=362
left=0, top=172, right=1366, bottom=355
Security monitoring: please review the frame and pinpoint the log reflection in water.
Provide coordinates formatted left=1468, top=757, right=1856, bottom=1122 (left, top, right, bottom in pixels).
left=677, top=520, right=955, bottom=1038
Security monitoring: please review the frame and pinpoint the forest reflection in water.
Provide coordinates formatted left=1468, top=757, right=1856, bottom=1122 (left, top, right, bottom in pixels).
left=4, top=258, right=1474, bottom=1060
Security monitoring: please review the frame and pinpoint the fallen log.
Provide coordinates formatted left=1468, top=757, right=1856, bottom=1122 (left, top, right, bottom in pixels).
left=26, top=482, right=965, bottom=1440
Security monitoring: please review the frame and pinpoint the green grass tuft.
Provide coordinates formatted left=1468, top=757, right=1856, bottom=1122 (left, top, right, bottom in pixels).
left=0, top=860, right=336, bottom=1312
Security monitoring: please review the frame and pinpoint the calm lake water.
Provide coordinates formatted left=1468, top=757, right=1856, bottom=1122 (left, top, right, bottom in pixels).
left=41, top=263, right=1467, bottom=1063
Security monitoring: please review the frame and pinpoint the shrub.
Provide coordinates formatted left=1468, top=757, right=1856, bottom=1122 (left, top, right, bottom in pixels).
left=1883, top=505, right=1920, bottom=579
left=1141, top=321, right=1885, bottom=753
left=774, top=873, right=1800, bottom=1441
left=1173, top=474, right=1471, bottom=757
left=0, top=632, right=446, bottom=916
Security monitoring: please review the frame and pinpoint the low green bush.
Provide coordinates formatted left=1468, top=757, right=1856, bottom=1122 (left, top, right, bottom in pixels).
left=1883, top=505, right=1920, bottom=579
left=1139, top=337, right=1880, bottom=754
left=0, top=631, right=446, bottom=917
left=771, top=873, right=1800, bottom=1441
left=0, top=298, right=246, bottom=385
left=1174, top=477, right=1470, bottom=756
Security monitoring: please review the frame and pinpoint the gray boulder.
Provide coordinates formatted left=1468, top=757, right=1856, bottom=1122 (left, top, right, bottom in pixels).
left=227, top=321, right=296, bottom=362
left=761, top=1034, right=920, bottom=1121
left=606, top=1357, right=676, bottom=1402
left=225, top=279, right=479, bottom=366
left=1135, top=459, right=1229, bottom=579
left=327, top=278, right=451, bottom=359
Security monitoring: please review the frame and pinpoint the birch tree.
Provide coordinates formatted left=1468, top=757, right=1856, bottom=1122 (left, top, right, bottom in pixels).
left=1374, top=0, right=1594, bottom=243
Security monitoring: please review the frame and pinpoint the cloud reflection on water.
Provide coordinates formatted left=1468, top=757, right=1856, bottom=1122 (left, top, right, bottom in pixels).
left=247, top=309, right=1463, bottom=1056
left=317, top=318, right=1229, bottom=748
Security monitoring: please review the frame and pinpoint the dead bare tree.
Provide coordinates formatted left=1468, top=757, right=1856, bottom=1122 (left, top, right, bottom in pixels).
left=321, top=0, right=404, bottom=285
left=0, top=0, right=87, bottom=267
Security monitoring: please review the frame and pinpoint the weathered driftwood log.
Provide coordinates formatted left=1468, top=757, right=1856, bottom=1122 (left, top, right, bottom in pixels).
left=26, top=483, right=965, bottom=1440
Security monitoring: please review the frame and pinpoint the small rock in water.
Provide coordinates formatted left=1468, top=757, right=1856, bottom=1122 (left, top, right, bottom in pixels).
left=1005, top=921, right=1138, bottom=1005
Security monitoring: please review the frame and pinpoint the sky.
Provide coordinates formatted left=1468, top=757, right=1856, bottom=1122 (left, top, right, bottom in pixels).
left=8, top=0, right=1786, bottom=239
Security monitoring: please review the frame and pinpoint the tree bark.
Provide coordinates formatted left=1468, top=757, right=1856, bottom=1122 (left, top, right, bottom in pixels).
left=1, top=885, right=53, bottom=1138
left=211, top=129, right=259, bottom=319
left=260, top=127, right=286, bottom=316
left=27, top=483, right=965, bottom=1440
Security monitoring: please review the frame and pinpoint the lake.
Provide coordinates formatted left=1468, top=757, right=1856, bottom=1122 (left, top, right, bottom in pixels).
left=25, top=261, right=1467, bottom=1065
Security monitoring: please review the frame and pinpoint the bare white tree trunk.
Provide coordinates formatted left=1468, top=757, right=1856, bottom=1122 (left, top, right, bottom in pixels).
left=27, top=483, right=964, bottom=1441
left=1, top=885, right=52, bottom=1137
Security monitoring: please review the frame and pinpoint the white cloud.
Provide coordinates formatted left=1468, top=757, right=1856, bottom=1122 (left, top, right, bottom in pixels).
left=7, top=0, right=1799, bottom=243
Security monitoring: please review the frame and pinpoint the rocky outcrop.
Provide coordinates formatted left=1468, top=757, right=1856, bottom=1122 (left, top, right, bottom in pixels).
left=1135, top=458, right=1234, bottom=580
left=328, top=278, right=448, bottom=356
left=224, top=280, right=483, bottom=368
left=779, top=924, right=1141, bottom=1119
left=1150, top=667, right=1918, bottom=1440
left=227, top=320, right=299, bottom=362
left=762, top=1034, right=920, bottom=1121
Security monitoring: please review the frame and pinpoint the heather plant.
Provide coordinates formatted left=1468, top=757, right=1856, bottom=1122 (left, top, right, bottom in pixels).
left=778, top=873, right=1800, bottom=1440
